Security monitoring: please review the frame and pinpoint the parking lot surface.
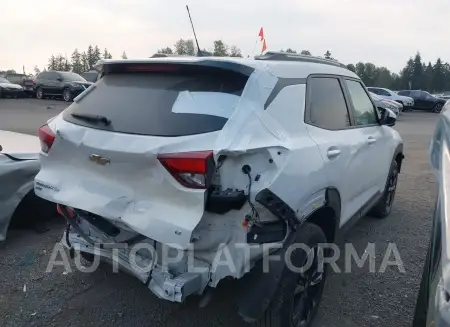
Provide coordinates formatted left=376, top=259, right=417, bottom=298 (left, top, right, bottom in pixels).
left=0, top=99, right=438, bottom=327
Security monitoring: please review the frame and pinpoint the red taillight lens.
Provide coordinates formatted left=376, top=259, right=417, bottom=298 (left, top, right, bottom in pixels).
left=124, top=65, right=179, bottom=72
left=38, top=124, right=55, bottom=153
left=157, top=151, right=215, bottom=189
left=57, top=204, right=75, bottom=218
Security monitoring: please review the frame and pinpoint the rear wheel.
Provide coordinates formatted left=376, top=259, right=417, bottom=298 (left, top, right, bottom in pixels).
left=254, top=223, right=327, bottom=327
left=36, top=87, right=44, bottom=99
left=63, top=88, right=73, bottom=102
left=433, top=103, right=443, bottom=113
left=369, top=160, right=399, bottom=218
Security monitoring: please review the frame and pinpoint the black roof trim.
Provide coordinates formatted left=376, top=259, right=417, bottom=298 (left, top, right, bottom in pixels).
left=255, top=51, right=348, bottom=69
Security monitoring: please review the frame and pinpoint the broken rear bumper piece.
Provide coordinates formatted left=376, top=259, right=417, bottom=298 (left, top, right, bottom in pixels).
left=58, top=205, right=211, bottom=303
left=61, top=230, right=211, bottom=302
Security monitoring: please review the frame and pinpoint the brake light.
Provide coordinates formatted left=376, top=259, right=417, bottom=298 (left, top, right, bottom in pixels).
left=157, top=151, right=215, bottom=189
left=124, top=65, right=179, bottom=72
left=38, top=124, right=55, bottom=153
left=57, top=204, right=75, bottom=218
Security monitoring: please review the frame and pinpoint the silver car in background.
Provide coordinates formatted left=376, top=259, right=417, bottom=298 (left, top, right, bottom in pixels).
left=0, top=130, right=55, bottom=241
left=369, top=91, right=401, bottom=116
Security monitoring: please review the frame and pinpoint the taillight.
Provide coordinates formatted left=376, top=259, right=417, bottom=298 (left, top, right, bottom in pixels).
left=124, top=65, right=179, bottom=72
left=38, top=124, right=55, bottom=153
left=57, top=204, right=75, bottom=217
left=157, top=151, right=215, bottom=189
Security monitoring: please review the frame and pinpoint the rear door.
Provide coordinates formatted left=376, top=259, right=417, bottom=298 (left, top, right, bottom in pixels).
left=37, top=72, right=50, bottom=93
left=412, top=90, right=426, bottom=109
left=343, top=78, right=391, bottom=202
left=52, top=72, right=63, bottom=94
left=35, top=63, right=251, bottom=248
left=305, top=75, right=371, bottom=225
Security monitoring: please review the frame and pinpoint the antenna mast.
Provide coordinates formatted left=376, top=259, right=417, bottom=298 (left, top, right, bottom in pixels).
left=186, top=5, right=203, bottom=56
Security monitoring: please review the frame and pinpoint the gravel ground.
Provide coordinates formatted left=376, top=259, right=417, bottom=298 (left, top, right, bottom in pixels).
left=0, top=100, right=439, bottom=327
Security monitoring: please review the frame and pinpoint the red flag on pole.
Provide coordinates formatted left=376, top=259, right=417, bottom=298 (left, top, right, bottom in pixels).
left=262, top=39, right=267, bottom=53
left=258, top=27, right=264, bottom=41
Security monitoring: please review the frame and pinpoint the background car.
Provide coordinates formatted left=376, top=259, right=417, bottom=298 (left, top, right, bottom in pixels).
left=81, top=70, right=99, bottom=83
left=0, top=130, right=56, bottom=241
left=0, top=77, right=24, bottom=98
left=369, top=91, right=401, bottom=116
left=413, top=102, right=450, bottom=326
left=5, top=73, right=35, bottom=97
left=34, top=71, right=94, bottom=102
left=397, top=90, right=447, bottom=113
left=367, top=87, right=414, bottom=109
left=432, top=91, right=450, bottom=101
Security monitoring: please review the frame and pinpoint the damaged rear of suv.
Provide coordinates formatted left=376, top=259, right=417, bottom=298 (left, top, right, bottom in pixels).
left=35, top=53, right=403, bottom=327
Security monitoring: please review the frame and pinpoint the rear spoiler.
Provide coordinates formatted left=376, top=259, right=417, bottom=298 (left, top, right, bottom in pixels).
left=93, top=59, right=255, bottom=78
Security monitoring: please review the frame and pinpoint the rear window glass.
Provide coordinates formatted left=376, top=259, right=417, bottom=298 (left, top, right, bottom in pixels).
left=63, top=69, right=249, bottom=136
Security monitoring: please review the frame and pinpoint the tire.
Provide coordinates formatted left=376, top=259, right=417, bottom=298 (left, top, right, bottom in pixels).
left=369, top=160, right=399, bottom=218
left=255, top=223, right=327, bottom=327
left=0, top=88, right=3, bottom=98
left=433, top=103, right=443, bottom=113
left=80, top=251, right=95, bottom=263
left=63, top=88, right=73, bottom=102
left=36, top=87, right=44, bottom=99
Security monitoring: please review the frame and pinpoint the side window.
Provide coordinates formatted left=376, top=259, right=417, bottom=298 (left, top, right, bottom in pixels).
left=411, top=91, right=422, bottom=98
left=37, top=72, right=47, bottom=80
left=345, top=79, right=378, bottom=126
left=46, top=72, right=58, bottom=80
left=308, top=77, right=351, bottom=130
left=379, top=89, right=391, bottom=96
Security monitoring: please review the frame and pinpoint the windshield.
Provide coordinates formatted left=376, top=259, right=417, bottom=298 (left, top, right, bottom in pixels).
left=369, top=92, right=380, bottom=100
left=64, top=68, right=249, bottom=136
left=0, top=77, right=9, bottom=83
left=60, top=72, right=86, bottom=82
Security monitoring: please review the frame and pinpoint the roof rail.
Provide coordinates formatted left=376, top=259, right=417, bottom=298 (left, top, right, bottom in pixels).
left=254, top=51, right=348, bottom=69
left=150, top=50, right=213, bottom=58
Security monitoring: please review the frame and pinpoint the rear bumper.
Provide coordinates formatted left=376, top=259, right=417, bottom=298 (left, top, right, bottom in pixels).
left=1, top=88, right=23, bottom=96
left=61, top=229, right=211, bottom=302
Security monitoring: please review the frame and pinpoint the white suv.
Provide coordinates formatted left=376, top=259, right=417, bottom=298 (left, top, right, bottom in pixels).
left=34, top=52, right=404, bottom=327
left=367, top=86, right=414, bottom=108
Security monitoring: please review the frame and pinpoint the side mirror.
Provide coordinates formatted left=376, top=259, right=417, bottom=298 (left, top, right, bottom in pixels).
left=378, top=107, right=396, bottom=126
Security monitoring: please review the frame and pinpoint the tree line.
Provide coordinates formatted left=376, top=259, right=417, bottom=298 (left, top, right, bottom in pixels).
left=43, top=45, right=127, bottom=75
left=3, top=42, right=450, bottom=92
left=157, top=39, right=242, bottom=57
left=281, top=48, right=450, bottom=92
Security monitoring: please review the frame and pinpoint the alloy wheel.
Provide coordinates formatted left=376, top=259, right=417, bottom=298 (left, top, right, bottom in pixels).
left=292, top=246, right=325, bottom=327
left=36, top=88, right=43, bottom=99
left=63, top=89, right=71, bottom=102
left=385, top=166, right=399, bottom=211
left=434, top=103, right=443, bottom=113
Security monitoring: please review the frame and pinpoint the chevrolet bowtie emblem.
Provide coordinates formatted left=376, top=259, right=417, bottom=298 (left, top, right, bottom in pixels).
left=89, top=154, right=110, bottom=165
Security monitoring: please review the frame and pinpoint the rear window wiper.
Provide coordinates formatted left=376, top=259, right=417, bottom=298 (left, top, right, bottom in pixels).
left=71, top=113, right=111, bottom=126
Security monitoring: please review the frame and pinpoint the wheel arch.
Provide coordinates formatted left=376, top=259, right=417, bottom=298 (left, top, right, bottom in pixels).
left=235, top=187, right=341, bottom=322
left=394, top=143, right=404, bottom=172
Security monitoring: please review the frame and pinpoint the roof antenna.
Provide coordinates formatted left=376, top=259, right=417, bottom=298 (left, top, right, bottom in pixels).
left=186, top=5, right=205, bottom=57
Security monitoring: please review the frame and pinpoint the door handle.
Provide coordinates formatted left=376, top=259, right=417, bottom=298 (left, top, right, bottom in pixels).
left=367, top=137, right=377, bottom=145
left=327, top=148, right=341, bottom=159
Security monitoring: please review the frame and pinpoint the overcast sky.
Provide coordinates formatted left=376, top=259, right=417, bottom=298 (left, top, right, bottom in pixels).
left=1, top=0, right=449, bottom=74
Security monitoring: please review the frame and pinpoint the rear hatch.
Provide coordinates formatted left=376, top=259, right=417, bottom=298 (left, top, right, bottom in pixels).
left=35, top=61, right=252, bottom=248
